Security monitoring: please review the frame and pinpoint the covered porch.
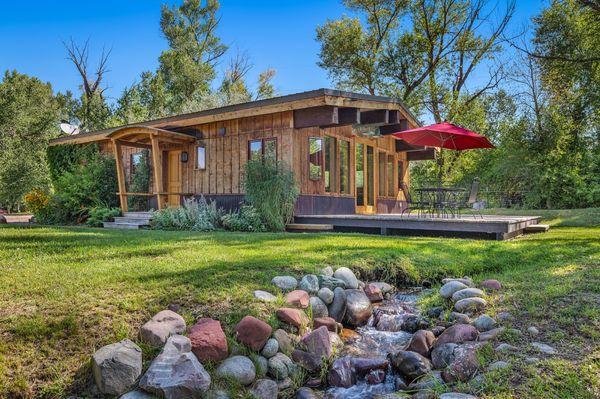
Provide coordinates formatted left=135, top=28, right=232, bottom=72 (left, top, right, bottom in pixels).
left=109, top=126, right=196, bottom=212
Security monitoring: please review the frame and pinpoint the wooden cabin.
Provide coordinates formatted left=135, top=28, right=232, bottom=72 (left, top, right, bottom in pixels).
left=49, top=89, right=433, bottom=216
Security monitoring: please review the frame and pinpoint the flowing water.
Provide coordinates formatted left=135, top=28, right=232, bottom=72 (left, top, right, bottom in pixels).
left=324, top=289, right=422, bottom=399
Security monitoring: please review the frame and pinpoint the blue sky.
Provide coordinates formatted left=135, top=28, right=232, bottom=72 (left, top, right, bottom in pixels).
left=0, top=0, right=544, bottom=103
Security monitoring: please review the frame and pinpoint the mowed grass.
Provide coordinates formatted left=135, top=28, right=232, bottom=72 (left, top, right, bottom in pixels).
left=0, top=209, right=598, bottom=399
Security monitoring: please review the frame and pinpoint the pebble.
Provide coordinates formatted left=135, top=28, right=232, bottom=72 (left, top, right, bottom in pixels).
left=253, top=290, right=277, bottom=302
left=495, top=343, right=518, bottom=353
left=472, top=314, right=497, bottom=332
left=527, top=326, right=540, bottom=336
left=531, top=342, right=556, bottom=355
left=317, top=287, right=334, bottom=305
left=260, top=339, right=279, bottom=358
left=488, top=360, right=510, bottom=371
left=440, top=281, right=468, bottom=299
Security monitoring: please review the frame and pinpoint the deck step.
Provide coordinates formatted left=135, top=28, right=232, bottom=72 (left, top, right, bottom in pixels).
left=286, top=223, right=334, bottom=232
left=103, top=221, right=145, bottom=229
left=113, top=217, right=151, bottom=225
left=122, top=212, right=153, bottom=219
left=524, top=224, right=550, bottom=233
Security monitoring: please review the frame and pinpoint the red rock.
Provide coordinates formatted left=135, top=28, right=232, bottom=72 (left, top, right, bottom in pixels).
left=480, top=279, right=502, bottom=291
left=364, top=284, right=384, bottom=302
left=276, top=308, right=309, bottom=329
left=328, top=356, right=355, bottom=388
left=291, top=349, right=321, bottom=371
left=433, top=324, right=479, bottom=348
left=235, top=316, right=272, bottom=352
left=366, top=369, right=386, bottom=384
left=404, top=329, right=436, bottom=357
left=285, top=290, right=309, bottom=308
left=442, top=342, right=484, bottom=383
left=301, top=326, right=332, bottom=359
left=352, top=357, right=389, bottom=376
left=189, top=318, right=228, bottom=362
left=313, top=317, right=338, bottom=332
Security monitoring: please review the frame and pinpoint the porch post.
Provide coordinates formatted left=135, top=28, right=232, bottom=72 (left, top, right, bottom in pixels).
left=150, top=134, right=165, bottom=210
left=112, top=139, right=129, bottom=212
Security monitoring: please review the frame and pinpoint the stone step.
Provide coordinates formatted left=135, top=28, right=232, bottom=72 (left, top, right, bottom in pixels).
left=286, top=223, right=334, bottom=232
left=122, top=212, right=153, bottom=219
left=103, top=221, right=144, bottom=229
left=113, top=217, right=151, bottom=225
left=524, top=224, right=550, bottom=233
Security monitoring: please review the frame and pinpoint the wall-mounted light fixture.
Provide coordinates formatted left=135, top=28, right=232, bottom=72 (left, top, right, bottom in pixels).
left=181, top=151, right=189, bottom=163
left=218, top=127, right=226, bottom=137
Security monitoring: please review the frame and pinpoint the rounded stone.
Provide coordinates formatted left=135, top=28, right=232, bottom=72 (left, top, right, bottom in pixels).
left=531, top=342, right=556, bottom=355
left=480, top=279, right=502, bottom=291
left=235, top=316, right=272, bottom=352
left=333, top=267, right=359, bottom=289
left=255, top=356, right=269, bottom=378
left=389, top=350, right=432, bottom=383
left=433, top=324, right=479, bottom=348
left=276, top=308, right=309, bottom=330
left=286, top=290, right=310, bottom=308
left=267, top=353, right=294, bottom=380
left=327, top=287, right=347, bottom=323
left=317, top=287, right=334, bottom=305
left=216, top=355, right=256, bottom=386
left=320, top=266, right=334, bottom=277
left=488, top=360, right=510, bottom=371
left=260, top=338, right=279, bottom=358
left=272, top=276, right=298, bottom=292
left=299, top=274, right=320, bottom=295
left=343, top=289, right=372, bottom=327
left=404, top=329, right=436, bottom=357
left=431, top=343, right=458, bottom=369
left=527, top=326, right=540, bottom=336
left=296, top=387, right=318, bottom=399
left=442, top=277, right=474, bottom=287
left=273, top=329, right=294, bottom=354
left=439, top=394, right=478, bottom=399
left=249, top=378, right=278, bottom=399
left=472, top=314, right=497, bottom=332
left=309, top=296, right=329, bottom=318
left=449, top=312, right=471, bottom=324
left=454, top=297, right=487, bottom=312
left=254, top=290, right=277, bottom=302
left=440, top=281, right=468, bottom=299
left=452, top=287, right=485, bottom=302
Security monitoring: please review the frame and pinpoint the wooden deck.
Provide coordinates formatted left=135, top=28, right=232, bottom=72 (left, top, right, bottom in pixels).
left=293, top=214, right=544, bottom=240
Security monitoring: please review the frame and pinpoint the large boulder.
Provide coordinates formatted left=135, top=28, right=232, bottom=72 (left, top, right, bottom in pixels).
left=451, top=288, right=485, bottom=302
left=389, top=350, right=432, bottom=383
left=317, top=287, right=334, bottom=305
left=301, top=326, right=332, bottom=360
left=431, top=343, right=458, bottom=369
left=139, top=335, right=211, bottom=399
left=318, top=275, right=347, bottom=290
left=309, top=296, right=328, bottom=318
left=276, top=308, right=309, bottom=330
left=92, top=339, right=143, bottom=396
left=442, top=342, right=483, bottom=383
left=327, top=287, right=347, bottom=322
left=189, top=318, right=228, bottom=362
left=433, top=324, right=479, bottom=348
left=140, top=310, right=186, bottom=347
left=299, top=274, right=320, bottom=295
left=327, top=356, right=355, bottom=388
left=404, top=329, right=436, bottom=357
left=343, top=289, right=372, bottom=327
left=216, top=355, right=256, bottom=386
left=272, top=276, right=298, bottom=292
left=286, top=290, right=310, bottom=308
left=235, top=316, right=272, bottom=352
left=440, top=281, right=468, bottom=299
left=454, top=297, right=487, bottom=313
left=333, top=267, right=359, bottom=289
left=249, top=378, right=278, bottom=399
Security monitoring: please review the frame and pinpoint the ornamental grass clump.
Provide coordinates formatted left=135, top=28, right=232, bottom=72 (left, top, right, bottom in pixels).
left=242, top=159, right=299, bottom=232
left=151, top=197, right=222, bottom=231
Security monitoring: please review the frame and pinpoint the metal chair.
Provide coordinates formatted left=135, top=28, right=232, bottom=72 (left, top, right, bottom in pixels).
left=454, top=178, right=483, bottom=219
left=400, top=183, right=428, bottom=217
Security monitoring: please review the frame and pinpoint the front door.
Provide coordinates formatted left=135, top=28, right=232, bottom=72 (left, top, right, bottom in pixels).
left=167, top=150, right=182, bottom=208
left=355, top=141, right=377, bottom=214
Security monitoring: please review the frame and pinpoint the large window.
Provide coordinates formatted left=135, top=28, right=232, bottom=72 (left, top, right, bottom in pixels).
left=309, top=137, right=323, bottom=180
left=378, top=152, right=387, bottom=197
left=324, top=136, right=337, bottom=192
left=195, top=145, right=206, bottom=170
left=339, top=140, right=350, bottom=194
left=398, top=161, right=405, bottom=192
left=387, top=155, right=395, bottom=197
left=366, top=146, right=374, bottom=206
left=356, top=144, right=364, bottom=206
left=248, top=138, right=277, bottom=162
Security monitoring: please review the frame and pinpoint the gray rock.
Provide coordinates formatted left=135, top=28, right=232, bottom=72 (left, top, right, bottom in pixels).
left=249, top=378, right=278, bottom=399
left=439, top=394, right=478, bottom=399
left=527, top=326, right=540, bottom=336
left=299, top=275, right=320, bottom=295
left=488, top=360, right=510, bottom=371
left=327, top=287, right=347, bottom=322
left=531, top=342, right=556, bottom=355
left=449, top=312, right=471, bottom=324
left=329, top=331, right=343, bottom=350
left=442, top=277, right=474, bottom=287
left=454, top=297, right=487, bottom=313
left=255, top=356, right=269, bottom=378
left=525, top=357, right=540, bottom=364
left=440, top=281, right=468, bottom=299
left=216, top=355, right=256, bottom=386
left=273, top=329, right=294, bottom=354
left=321, top=266, right=334, bottom=277
left=261, top=338, right=279, bottom=358
left=277, top=377, right=293, bottom=391
left=319, top=275, right=347, bottom=290
left=254, top=290, right=277, bottom=302
left=333, top=267, right=359, bottom=289
left=317, top=287, right=334, bottom=305
left=478, top=327, right=505, bottom=341
left=427, top=306, right=444, bottom=319
left=451, top=288, right=485, bottom=302
left=370, top=281, right=394, bottom=294
left=407, top=370, right=444, bottom=391
left=343, top=289, right=373, bottom=327
left=296, top=387, right=318, bottom=399
left=431, top=343, right=458, bottom=369
left=140, top=310, right=186, bottom=347
left=268, top=353, right=295, bottom=381
left=205, top=389, right=230, bottom=399
left=389, top=350, right=432, bottom=383
left=496, top=311, right=513, bottom=323
left=119, top=391, right=157, bottom=399
left=495, top=343, right=518, bottom=353
left=441, top=342, right=483, bottom=383
left=92, top=339, right=143, bottom=396
left=472, top=315, right=497, bottom=332
left=272, top=276, right=298, bottom=292
left=309, top=296, right=329, bottom=318
left=139, top=335, right=211, bottom=399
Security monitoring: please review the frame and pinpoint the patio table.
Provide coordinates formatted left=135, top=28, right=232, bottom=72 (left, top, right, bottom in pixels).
left=414, top=187, right=467, bottom=218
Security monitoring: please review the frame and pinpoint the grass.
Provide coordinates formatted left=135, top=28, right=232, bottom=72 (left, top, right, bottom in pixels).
left=0, top=209, right=598, bottom=398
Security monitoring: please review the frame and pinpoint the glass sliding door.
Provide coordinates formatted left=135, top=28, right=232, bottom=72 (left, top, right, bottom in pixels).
left=355, top=140, right=376, bottom=214
left=355, top=143, right=364, bottom=207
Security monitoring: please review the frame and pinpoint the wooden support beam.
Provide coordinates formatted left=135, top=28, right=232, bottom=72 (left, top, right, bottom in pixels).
left=150, top=135, right=165, bottom=210
left=293, top=106, right=338, bottom=128
left=395, top=140, right=426, bottom=152
left=338, top=107, right=360, bottom=125
left=379, top=120, right=409, bottom=135
left=360, top=109, right=388, bottom=125
left=388, top=110, right=401, bottom=124
left=116, top=139, right=152, bottom=150
left=407, top=148, right=436, bottom=161
left=112, top=139, right=129, bottom=212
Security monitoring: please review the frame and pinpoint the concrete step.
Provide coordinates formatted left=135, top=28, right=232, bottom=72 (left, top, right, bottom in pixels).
left=286, top=223, right=334, bottom=232
left=122, top=212, right=153, bottom=219
left=113, top=217, right=151, bottom=225
left=103, top=221, right=144, bottom=229
left=524, top=224, right=550, bottom=233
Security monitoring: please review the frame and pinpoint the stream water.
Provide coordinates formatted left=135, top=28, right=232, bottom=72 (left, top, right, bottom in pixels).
left=324, top=290, right=422, bottom=399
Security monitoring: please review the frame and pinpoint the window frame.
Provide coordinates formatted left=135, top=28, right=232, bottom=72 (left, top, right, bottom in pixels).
left=324, top=135, right=337, bottom=193
left=338, top=138, right=351, bottom=195
left=248, top=137, right=278, bottom=162
left=308, top=136, right=324, bottom=181
left=195, top=145, right=206, bottom=170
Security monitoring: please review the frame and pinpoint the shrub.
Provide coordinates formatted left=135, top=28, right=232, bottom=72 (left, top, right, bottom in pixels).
left=243, top=159, right=299, bottom=232
left=23, top=189, right=50, bottom=215
left=46, top=143, right=99, bottom=184
left=86, top=207, right=121, bottom=227
left=221, top=205, right=266, bottom=232
left=151, top=197, right=222, bottom=231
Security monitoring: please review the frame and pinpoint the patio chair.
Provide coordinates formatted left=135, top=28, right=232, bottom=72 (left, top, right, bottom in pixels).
left=453, top=178, right=484, bottom=219
left=400, top=183, right=429, bottom=217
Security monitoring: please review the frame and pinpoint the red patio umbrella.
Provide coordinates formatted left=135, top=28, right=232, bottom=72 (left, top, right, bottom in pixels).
left=392, top=121, right=495, bottom=186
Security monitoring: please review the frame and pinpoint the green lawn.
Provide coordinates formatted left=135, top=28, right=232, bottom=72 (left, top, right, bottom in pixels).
left=0, top=209, right=599, bottom=399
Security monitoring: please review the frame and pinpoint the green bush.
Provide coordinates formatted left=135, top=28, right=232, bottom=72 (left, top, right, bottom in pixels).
left=86, top=207, right=121, bottom=227
left=242, top=159, right=299, bottom=232
left=151, top=197, right=222, bottom=231
left=46, top=144, right=99, bottom=184
left=221, top=205, right=266, bottom=232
